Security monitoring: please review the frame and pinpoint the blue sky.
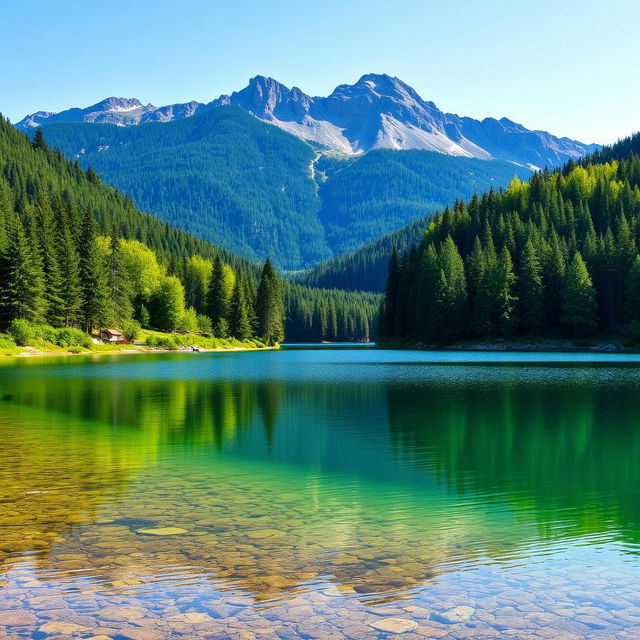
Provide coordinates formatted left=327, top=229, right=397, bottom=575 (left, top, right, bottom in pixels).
left=1, top=0, right=637, bottom=144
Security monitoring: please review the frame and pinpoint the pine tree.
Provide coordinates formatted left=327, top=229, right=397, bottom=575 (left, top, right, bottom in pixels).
left=435, top=236, right=468, bottom=343
left=56, top=216, right=82, bottom=327
left=256, top=258, right=284, bottom=345
left=624, top=255, right=640, bottom=341
left=495, top=247, right=517, bottom=337
left=0, top=214, right=46, bottom=326
left=78, top=207, right=110, bottom=332
left=32, top=129, right=48, bottom=152
left=229, top=274, right=252, bottom=340
left=562, top=253, right=598, bottom=337
left=36, top=195, right=65, bottom=327
left=383, top=248, right=400, bottom=338
left=107, top=231, right=133, bottom=326
left=207, top=255, right=231, bottom=338
left=519, top=240, right=544, bottom=335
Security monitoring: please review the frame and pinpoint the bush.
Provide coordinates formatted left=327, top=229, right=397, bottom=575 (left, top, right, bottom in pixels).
left=146, top=335, right=158, bottom=347
left=56, top=327, right=92, bottom=348
left=122, top=320, right=141, bottom=342
left=67, top=346, right=84, bottom=354
left=8, top=319, right=35, bottom=346
left=178, top=307, right=198, bottom=333
left=197, top=314, right=212, bottom=335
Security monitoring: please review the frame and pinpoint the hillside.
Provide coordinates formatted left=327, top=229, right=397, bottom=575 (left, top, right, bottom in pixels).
left=379, top=133, right=640, bottom=344
left=0, top=116, right=378, bottom=343
left=35, top=109, right=529, bottom=269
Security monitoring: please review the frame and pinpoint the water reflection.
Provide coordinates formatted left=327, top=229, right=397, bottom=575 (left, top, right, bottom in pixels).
left=0, top=351, right=639, bottom=637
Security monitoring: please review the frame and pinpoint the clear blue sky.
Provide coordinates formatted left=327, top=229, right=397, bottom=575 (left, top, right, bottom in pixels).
left=1, top=0, right=637, bottom=144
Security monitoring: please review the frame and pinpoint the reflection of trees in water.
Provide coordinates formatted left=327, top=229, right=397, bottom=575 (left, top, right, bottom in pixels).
left=386, top=376, right=640, bottom=545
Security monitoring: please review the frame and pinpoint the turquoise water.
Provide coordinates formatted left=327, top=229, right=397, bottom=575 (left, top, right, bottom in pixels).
left=0, top=346, right=639, bottom=638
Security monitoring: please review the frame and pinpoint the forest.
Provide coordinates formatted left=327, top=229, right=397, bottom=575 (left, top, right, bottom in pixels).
left=380, top=133, right=640, bottom=345
left=0, top=117, right=377, bottom=346
left=37, top=109, right=528, bottom=269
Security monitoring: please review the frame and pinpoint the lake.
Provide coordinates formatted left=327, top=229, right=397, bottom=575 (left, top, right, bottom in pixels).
left=0, top=346, right=639, bottom=639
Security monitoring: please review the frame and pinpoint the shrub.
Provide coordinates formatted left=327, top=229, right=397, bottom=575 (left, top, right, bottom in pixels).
left=197, top=314, right=212, bottom=335
left=67, top=346, right=84, bottom=354
left=178, top=307, right=198, bottom=333
left=8, top=319, right=35, bottom=346
left=122, top=320, right=141, bottom=342
left=146, top=335, right=158, bottom=347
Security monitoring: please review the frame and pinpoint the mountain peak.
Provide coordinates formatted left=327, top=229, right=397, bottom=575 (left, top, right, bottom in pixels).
left=15, top=74, right=598, bottom=167
left=90, top=97, right=146, bottom=112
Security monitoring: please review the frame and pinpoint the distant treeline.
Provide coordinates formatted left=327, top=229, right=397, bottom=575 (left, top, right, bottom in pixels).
left=380, top=133, right=640, bottom=344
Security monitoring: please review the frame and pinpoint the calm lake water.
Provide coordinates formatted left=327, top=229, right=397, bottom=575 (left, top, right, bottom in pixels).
left=1, top=346, right=639, bottom=639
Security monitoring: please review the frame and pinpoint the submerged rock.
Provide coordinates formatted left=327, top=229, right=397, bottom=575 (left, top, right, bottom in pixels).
left=369, top=617, right=419, bottom=633
left=135, top=526, right=188, bottom=536
left=438, top=605, right=475, bottom=623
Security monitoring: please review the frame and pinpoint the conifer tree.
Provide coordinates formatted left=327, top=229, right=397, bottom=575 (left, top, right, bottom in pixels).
left=624, top=255, right=640, bottom=341
left=519, top=240, right=544, bottom=335
left=495, top=247, right=517, bottom=337
left=78, top=207, right=110, bottom=332
left=0, top=214, right=46, bottom=326
left=562, top=253, right=598, bottom=337
left=207, top=255, right=231, bottom=338
left=256, top=258, right=284, bottom=345
left=36, top=195, right=65, bottom=327
left=56, top=217, right=82, bottom=327
left=107, top=231, right=133, bottom=326
left=383, top=248, right=400, bottom=338
left=229, top=274, right=252, bottom=340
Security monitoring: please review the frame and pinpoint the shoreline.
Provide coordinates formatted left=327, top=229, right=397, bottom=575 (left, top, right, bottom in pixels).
left=378, top=339, right=638, bottom=353
left=1, top=344, right=276, bottom=359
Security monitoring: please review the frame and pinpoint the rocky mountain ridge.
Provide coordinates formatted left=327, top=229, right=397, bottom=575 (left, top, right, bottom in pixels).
left=16, top=74, right=598, bottom=169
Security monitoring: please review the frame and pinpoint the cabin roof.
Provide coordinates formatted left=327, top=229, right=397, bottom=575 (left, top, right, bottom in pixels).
left=102, top=328, right=123, bottom=336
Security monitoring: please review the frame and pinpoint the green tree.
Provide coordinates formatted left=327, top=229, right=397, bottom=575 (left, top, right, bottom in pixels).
left=207, top=255, right=232, bottom=337
left=256, top=258, right=285, bottom=345
left=229, top=274, right=252, bottom=340
left=150, top=276, right=186, bottom=331
left=562, top=252, right=598, bottom=337
left=0, top=215, right=46, bottom=326
left=624, top=255, right=640, bottom=341
left=78, top=208, right=110, bottom=332
left=107, top=232, right=133, bottom=327
left=519, top=240, right=544, bottom=335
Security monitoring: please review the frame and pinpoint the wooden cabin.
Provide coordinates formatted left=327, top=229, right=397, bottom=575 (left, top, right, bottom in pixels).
left=100, top=328, right=125, bottom=344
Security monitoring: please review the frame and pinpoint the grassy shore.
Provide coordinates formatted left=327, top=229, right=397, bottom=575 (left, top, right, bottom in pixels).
left=0, top=326, right=273, bottom=358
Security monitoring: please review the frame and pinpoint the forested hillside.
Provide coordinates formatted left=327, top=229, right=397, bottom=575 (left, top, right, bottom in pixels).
left=315, top=150, right=530, bottom=256
left=297, top=214, right=432, bottom=292
left=36, top=108, right=529, bottom=269
left=380, top=133, right=640, bottom=345
left=0, top=116, right=378, bottom=343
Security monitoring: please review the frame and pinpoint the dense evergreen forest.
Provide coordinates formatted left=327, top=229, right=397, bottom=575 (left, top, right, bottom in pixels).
left=297, top=213, right=431, bottom=292
left=315, top=150, right=530, bottom=257
left=0, top=117, right=377, bottom=343
left=37, top=109, right=529, bottom=269
left=380, top=133, right=640, bottom=344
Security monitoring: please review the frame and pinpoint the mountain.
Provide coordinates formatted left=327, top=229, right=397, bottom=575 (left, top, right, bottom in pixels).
left=17, top=73, right=598, bottom=169
left=212, top=74, right=597, bottom=168
left=35, top=108, right=530, bottom=269
left=16, top=97, right=201, bottom=128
